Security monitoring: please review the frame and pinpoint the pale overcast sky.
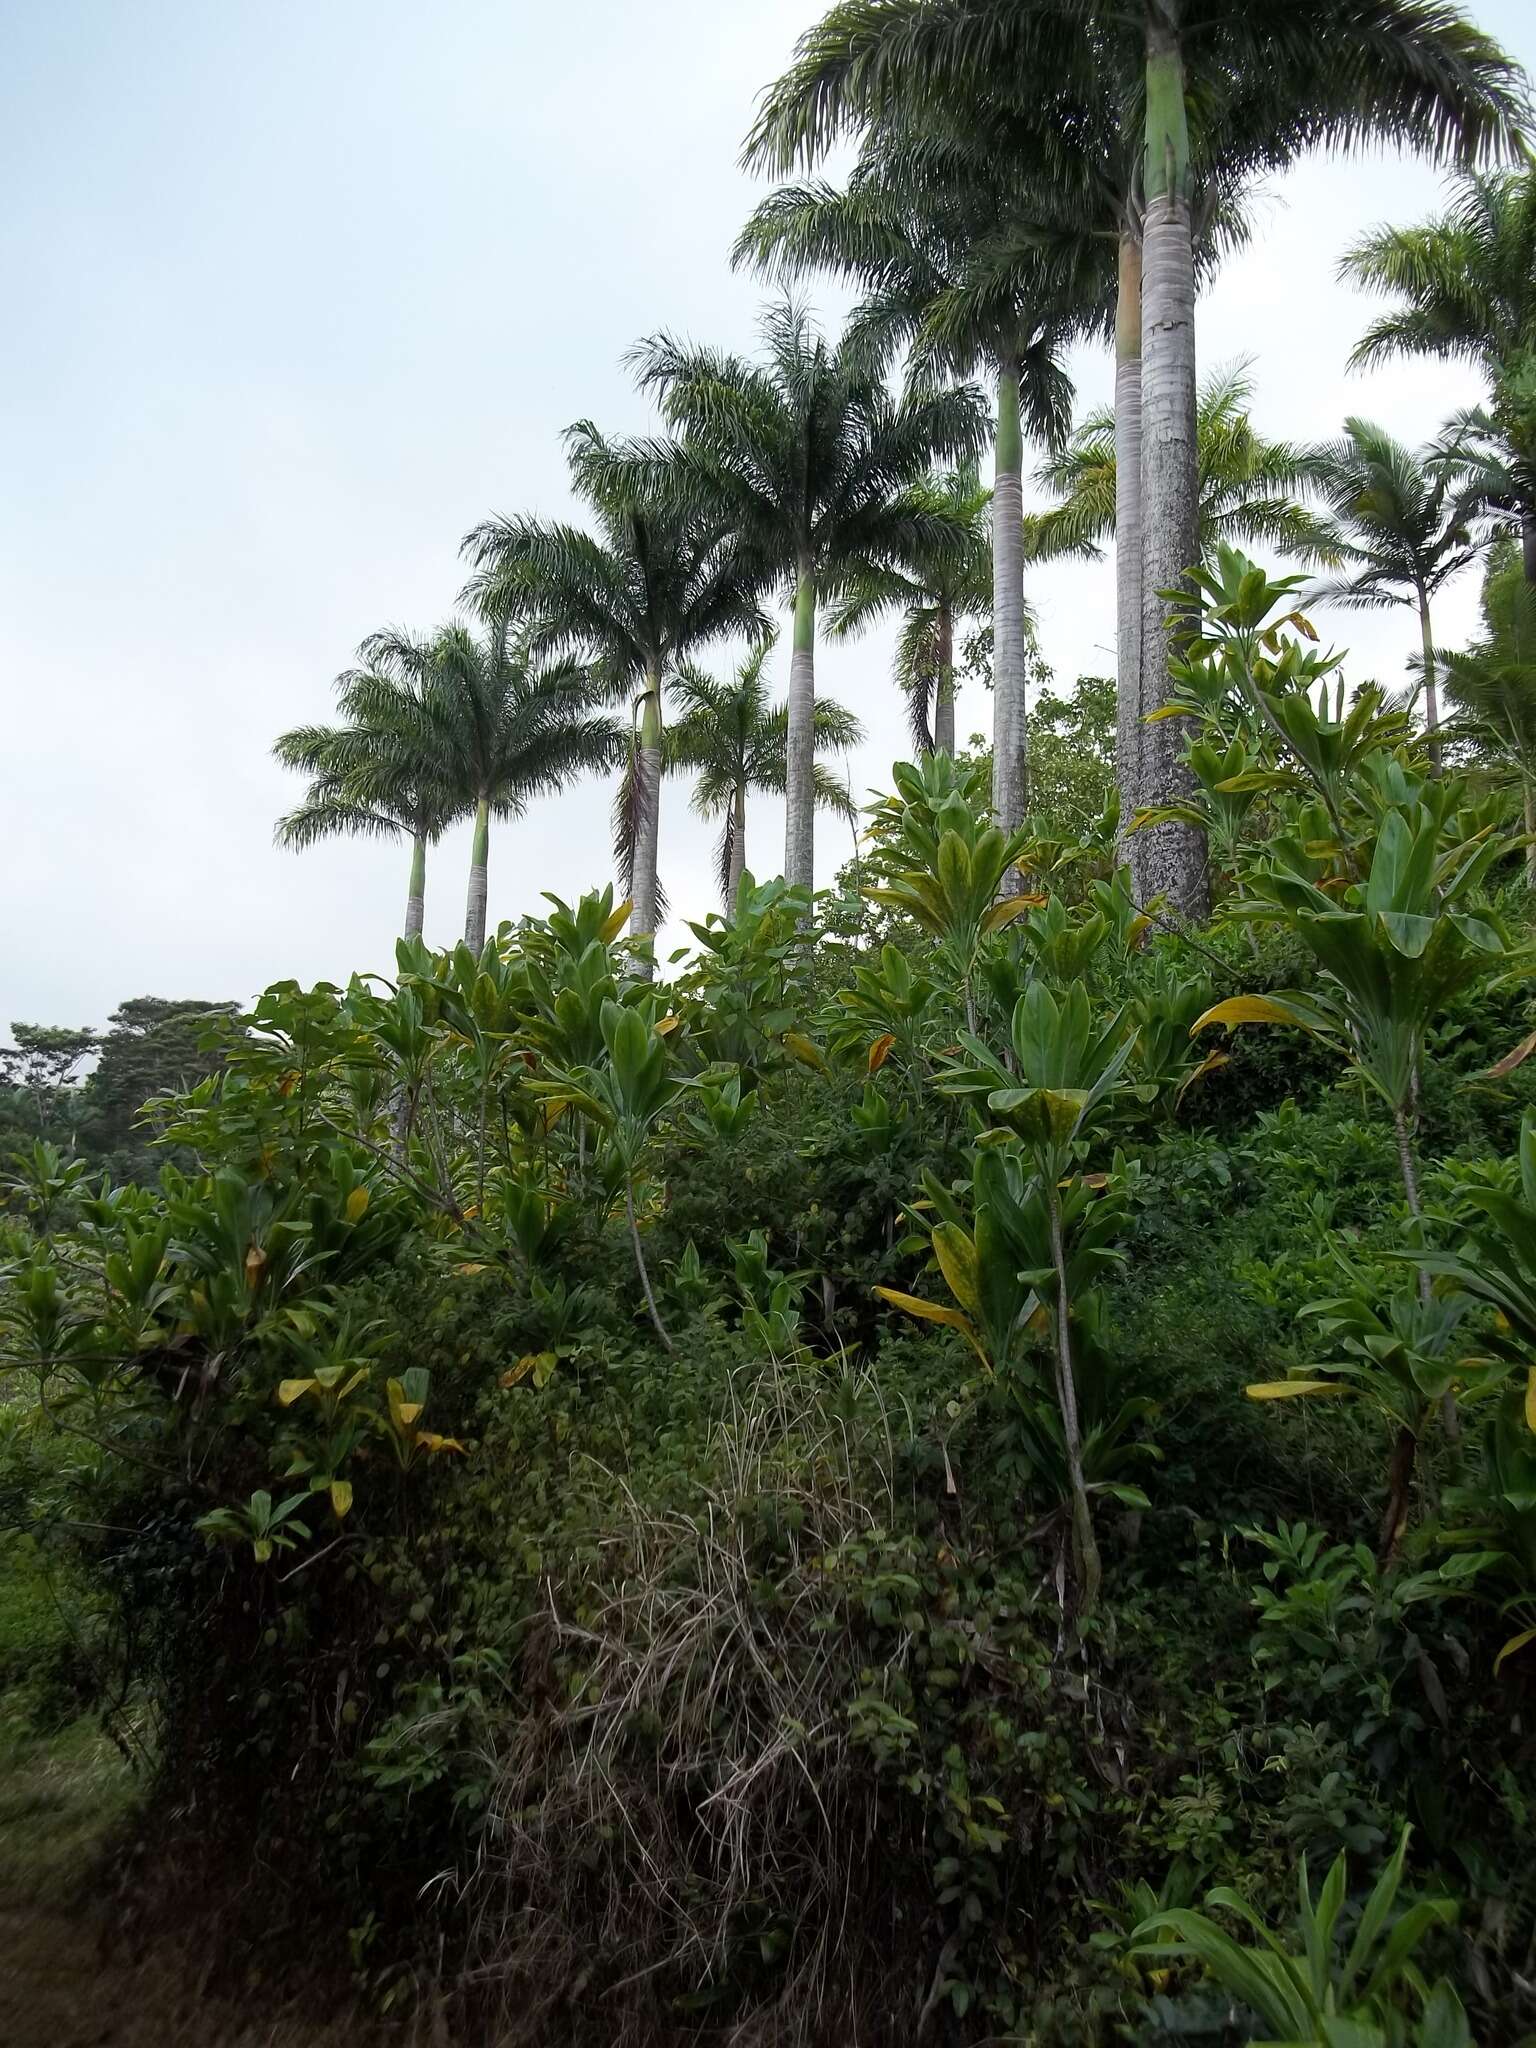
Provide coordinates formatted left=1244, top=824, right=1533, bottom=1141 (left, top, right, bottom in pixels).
left=3, top=1, right=1533, bottom=1030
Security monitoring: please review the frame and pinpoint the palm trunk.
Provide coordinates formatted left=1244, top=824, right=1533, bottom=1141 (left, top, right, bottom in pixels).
left=726, top=783, right=748, bottom=906
left=1134, top=1, right=1208, bottom=922
left=1115, top=224, right=1145, bottom=829
left=1418, top=593, right=1441, bottom=774
left=1378, top=1423, right=1418, bottom=1565
left=934, top=599, right=956, bottom=758
left=463, top=797, right=490, bottom=953
left=630, top=661, right=664, bottom=974
left=1049, top=1188, right=1101, bottom=1615
left=403, top=831, right=427, bottom=942
left=1523, top=511, right=1536, bottom=585
left=992, top=356, right=1028, bottom=852
left=784, top=568, right=817, bottom=893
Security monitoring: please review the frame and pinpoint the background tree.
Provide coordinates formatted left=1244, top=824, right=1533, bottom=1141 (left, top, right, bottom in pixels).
left=463, top=424, right=767, bottom=962
left=735, top=137, right=1102, bottom=841
left=1304, top=418, right=1484, bottom=762
left=0, top=1025, right=98, bottom=1136
left=274, top=631, right=457, bottom=941
left=828, top=463, right=992, bottom=757
left=660, top=641, right=862, bottom=904
left=1442, top=539, right=1536, bottom=881
left=1344, top=166, right=1536, bottom=582
left=380, top=618, right=617, bottom=955
left=745, top=0, right=1528, bottom=918
left=624, top=297, right=988, bottom=894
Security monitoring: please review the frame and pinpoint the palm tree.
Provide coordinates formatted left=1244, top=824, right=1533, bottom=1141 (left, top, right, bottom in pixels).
left=462, top=424, right=768, bottom=964
left=1304, top=419, right=1484, bottom=765
left=660, top=641, right=863, bottom=905
left=745, top=0, right=1529, bottom=918
left=735, top=140, right=1103, bottom=842
left=1033, top=362, right=1337, bottom=572
left=623, top=298, right=989, bottom=895
left=375, top=619, right=619, bottom=954
left=273, top=632, right=457, bottom=941
left=1442, top=541, right=1536, bottom=882
left=1343, top=167, right=1536, bottom=582
left=827, top=463, right=992, bottom=756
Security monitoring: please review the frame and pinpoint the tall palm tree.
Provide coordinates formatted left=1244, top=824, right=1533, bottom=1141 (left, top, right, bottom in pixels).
left=273, top=633, right=457, bottom=941
left=622, top=298, right=988, bottom=896
left=372, top=619, right=619, bottom=954
left=735, top=140, right=1103, bottom=839
left=827, top=463, right=992, bottom=756
left=1304, top=419, right=1484, bottom=764
left=661, top=642, right=863, bottom=905
left=462, top=424, right=768, bottom=964
left=1343, top=167, right=1536, bottom=582
left=1442, top=540, right=1536, bottom=882
left=746, top=0, right=1528, bottom=917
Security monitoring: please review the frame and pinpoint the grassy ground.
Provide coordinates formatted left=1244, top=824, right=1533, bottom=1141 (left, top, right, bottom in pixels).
left=0, top=1706, right=434, bottom=2047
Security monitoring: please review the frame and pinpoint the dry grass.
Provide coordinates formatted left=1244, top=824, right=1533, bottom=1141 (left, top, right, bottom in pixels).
left=460, top=1359, right=926, bottom=2046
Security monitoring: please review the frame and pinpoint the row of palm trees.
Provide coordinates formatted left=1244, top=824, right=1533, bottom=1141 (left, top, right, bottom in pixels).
left=276, top=0, right=1536, bottom=948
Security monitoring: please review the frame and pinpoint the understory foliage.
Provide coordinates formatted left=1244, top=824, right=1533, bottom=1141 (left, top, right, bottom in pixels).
left=10, top=567, right=1536, bottom=2043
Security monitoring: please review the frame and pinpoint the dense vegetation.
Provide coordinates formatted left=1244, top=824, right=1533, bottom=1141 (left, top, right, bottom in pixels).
left=10, top=5, right=1536, bottom=2045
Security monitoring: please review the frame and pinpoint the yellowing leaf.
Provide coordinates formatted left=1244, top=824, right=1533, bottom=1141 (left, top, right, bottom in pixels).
left=1526, top=1367, right=1536, bottom=1435
left=600, top=898, right=634, bottom=944
left=1193, top=996, right=1313, bottom=1036
left=931, top=1224, right=980, bottom=1317
left=419, top=1432, right=466, bottom=1455
left=783, top=1031, right=826, bottom=1073
left=277, top=1378, right=314, bottom=1407
left=1176, top=1048, right=1229, bottom=1109
left=244, top=1244, right=269, bottom=1287
left=867, top=1033, right=896, bottom=1073
left=330, top=1478, right=354, bottom=1518
left=1495, top=1627, right=1536, bottom=1675
left=980, top=896, right=1036, bottom=934
left=872, top=1286, right=985, bottom=1364
left=455, top=1262, right=487, bottom=1276
left=500, top=1354, right=538, bottom=1388
left=345, top=1186, right=371, bottom=1223
left=656, top=1014, right=680, bottom=1036
left=1245, top=1380, right=1350, bottom=1401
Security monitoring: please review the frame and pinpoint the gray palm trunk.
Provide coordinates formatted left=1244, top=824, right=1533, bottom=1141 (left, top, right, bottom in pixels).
left=403, top=830, right=427, bottom=942
left=1115, top=227, right=1145, bottom=829
left=933, top=601, right=956, bottom=758
left=464, top=797, right=490, bottom=953
left=1134, top=21, right=1207, bottom=923
left=784, top=569, right=817, bottom=892
left=629, top=661, right=664, bottom=975
left=1417, top=593, right=1442, bottom=773
left=992, top=357, right=1028, bottom=854
left=1524, top=513, right=1536, bottom=585
left=726, top=783, right=748, bottom=905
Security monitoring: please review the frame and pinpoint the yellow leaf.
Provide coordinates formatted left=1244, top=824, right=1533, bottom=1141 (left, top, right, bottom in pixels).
left=1193, top=996, right=1312, bottom=1036
left=455, top=1262, right=487, bottom=1276
left=1526, top=1367, right=1536, bottom=1434
left=1246, top=1380, right=1351, bottom=1401
left=1495, top=1627, right=1536, bottom=1675
left=245, top=1244, right=269, bottom=1287
left=330, top=1478, right=354, bottom=1518
left=277, top=1378, right=314, bottom=1407
left=500, top=1354, right=538, bottom=1388
left=656, top=1014, right=680, bottom=1036
left=867, top=1033, right=896, bottom=1073
left=345, top=1186, right=371, bottom=1223
left=980, top=896, right=1036, bottom=933
left=931, top=1224, right=980, bottom=1317
left=872, top=1286, right=985, bottom=1365
left=1176, top=1048, right=1229, bottom=1109
left=783, top=1031, right=826, bottom=1073
left=600, top=898, right=634, bottom=944
left=419, top=1433, right=466, bottom=1455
